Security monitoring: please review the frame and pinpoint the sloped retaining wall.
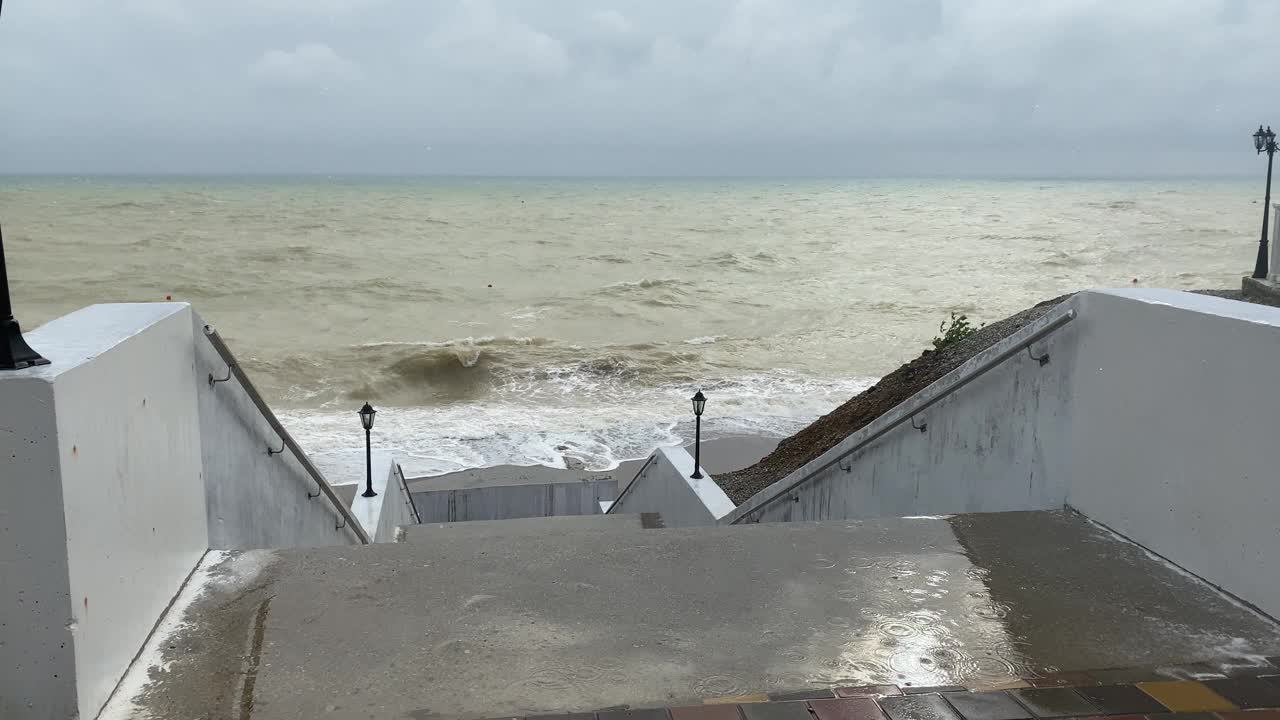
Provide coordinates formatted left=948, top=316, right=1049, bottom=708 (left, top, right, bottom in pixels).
left=607, top=447, right=734, bottom=527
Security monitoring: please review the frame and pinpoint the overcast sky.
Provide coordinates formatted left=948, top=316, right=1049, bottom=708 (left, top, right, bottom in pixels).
left=2, top=0, right=1278, bottom=175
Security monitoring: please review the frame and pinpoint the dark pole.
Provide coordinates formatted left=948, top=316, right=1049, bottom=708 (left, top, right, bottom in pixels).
left=362, top=427, right=376, bottom=497
left=691, top=413, right=703, bottom=479
left=0, top=221, right=51, bottom=370
left=1256, top=142, right=1275, bottom=279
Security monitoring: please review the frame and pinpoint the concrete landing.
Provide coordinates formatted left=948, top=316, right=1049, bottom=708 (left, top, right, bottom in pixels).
left=398, top=513, right=659, bottom=541
left=103, top=511, right=1280, bottom=720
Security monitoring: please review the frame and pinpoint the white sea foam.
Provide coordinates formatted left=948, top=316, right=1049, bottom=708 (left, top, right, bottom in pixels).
left=282, top=371, right=875, bottom=480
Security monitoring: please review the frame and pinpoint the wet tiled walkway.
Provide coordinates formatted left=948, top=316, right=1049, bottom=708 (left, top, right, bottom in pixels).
left=102, top=512, right=1280, bottom=719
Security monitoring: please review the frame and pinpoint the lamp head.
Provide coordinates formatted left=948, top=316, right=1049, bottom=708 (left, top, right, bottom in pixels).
left=691, top=390, right=706, bottom=417
left=358, top=402, right=376, bottom=430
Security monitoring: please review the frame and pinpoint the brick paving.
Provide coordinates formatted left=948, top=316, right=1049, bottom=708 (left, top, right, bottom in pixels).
left=517, top=658, right=1280, bottom=720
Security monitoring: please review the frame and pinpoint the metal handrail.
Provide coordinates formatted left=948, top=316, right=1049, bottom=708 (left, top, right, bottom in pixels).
left=731, top=307, right=1077, bottom=522
left=396, top=463, right=421, bottom=524
left=202, top=325, right=371, bottom=544
left=604, top=453, right=658, bottom=514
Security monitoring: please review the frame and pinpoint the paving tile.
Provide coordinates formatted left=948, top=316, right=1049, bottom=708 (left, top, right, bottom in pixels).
left=671, top=705, right=745, bottom=720
left=769, top=689, right=836, bottom=701
left=975, top=680, right=1032, bottom=692
left=1027, top=673, right=1099, bottom=689
left=837, top=686, right=903, bottom=699
left=878, top=694, right=964, bottom=720
left=1088, top=668, right=1168, bottom=685
left=943, top=691, right=1032, bottom=720
left=1008, top=688, right=1101, bottom=718
left=903, top=687, right=968, bottom=695
left=809, top=697, right=888, bottom=720
left=1135, top=682, right=1235, bottom=712
left=1217, top=711, right=1280, bottom=720
left=1200, top=678, right=1280, bottom=709
left=705, top=696, right=770, bottom=706
left=1073, top=685, right=1169, bottom=715
left=739, top=701, right=814, bottom=720
left=598, top=710, right=670, bottom=720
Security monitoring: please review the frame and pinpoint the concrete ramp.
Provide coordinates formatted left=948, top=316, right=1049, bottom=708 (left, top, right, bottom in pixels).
left=104, top=510, right=1280, bottom=720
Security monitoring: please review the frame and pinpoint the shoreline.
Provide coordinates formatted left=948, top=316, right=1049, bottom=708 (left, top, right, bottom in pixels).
left=406, top=434, right=780, bottom=492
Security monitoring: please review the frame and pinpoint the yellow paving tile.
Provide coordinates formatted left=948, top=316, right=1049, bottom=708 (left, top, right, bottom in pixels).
left=704, top=694, right=769, bottom=705
left=975, top=678, right=1032, bottom=690
left=1137, top=680, right=1238, bottom=711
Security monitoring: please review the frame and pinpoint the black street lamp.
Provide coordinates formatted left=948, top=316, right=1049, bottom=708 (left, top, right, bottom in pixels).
left=690, top=390, right=706, bottom=479
left=1253, top=125, right=1277, bottom=279
left=359, top=402, right=377, bottom=498
left=0, top=221, right=50, bottom=371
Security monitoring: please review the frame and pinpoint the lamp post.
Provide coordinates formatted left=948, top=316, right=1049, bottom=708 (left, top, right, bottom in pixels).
left=1253, top=125, right=1277, bottom=280
left=0, top=222, right=50, bottom=371
left=690, top=390, right=706, bottom=479
left=359, top=402, right=377, bottom=498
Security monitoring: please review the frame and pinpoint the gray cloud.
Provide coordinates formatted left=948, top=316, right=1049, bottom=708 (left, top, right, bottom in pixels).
left=2, top=0, right=1277, bottom=174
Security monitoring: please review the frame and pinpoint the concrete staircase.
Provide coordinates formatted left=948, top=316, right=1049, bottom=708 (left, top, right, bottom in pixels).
left=397, top=512, right=664, bottom=541
left=103, top=510, right=1280, bottom=720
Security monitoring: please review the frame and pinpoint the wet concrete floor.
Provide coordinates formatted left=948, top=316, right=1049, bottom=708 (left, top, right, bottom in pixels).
left=103, top=511, right=1280, bottom=720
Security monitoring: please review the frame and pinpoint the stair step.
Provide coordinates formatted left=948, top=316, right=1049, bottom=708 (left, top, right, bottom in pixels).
left=397, top=512, right=660, bottom=542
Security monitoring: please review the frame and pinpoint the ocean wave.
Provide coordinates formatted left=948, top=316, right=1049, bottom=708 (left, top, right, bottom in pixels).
left=253, top=334, right=722, bottom=408
left=600, top=277, right=682, bottom=291
left=593, top=278, right=694, bottom=308
left=96, top=200, right=158, bottom=210
left=705, top=250, right=782, bottom=269
left=585, top=254, right=632, bottom=264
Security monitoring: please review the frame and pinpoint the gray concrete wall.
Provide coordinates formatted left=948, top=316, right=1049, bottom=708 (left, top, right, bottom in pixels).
left=0, top=375, right=77, bottom=720
left=0, top=304, right=210, bottom=720
left=725, top=305, right=1077, bottom=525
left=411, top=478, right=616, bottom=523
left=193, top=312, right=363, bottom=549
left=608, top=447, right=734, bottom=527
left=1065, top=289, right=1280, bottom=619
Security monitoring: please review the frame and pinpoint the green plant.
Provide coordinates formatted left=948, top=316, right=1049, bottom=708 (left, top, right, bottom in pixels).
left=932, top=312, right=982, bottom=350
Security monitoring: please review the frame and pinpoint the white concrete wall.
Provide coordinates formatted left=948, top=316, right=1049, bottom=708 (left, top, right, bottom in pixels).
left=725, top=306, right=1077, bottom=525
left=347, top=453, right=417, bottom=543
left=0, top=303, right=209, bottom=720
left=411, top=478, right=617, bottom=523
left=608, top=447, right=734, bottom=527
left=1065, top=289, right=1280, bottom=619
left=724, top=289, right=1280, bottom=619
left=193, top=312, right=364, bottom=549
